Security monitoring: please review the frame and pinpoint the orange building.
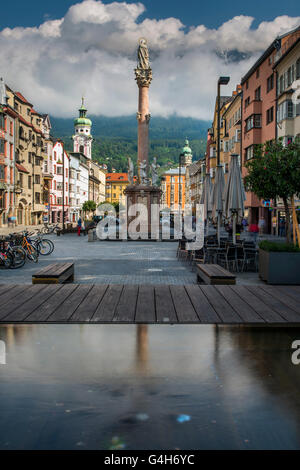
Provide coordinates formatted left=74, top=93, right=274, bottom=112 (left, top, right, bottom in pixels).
left=161, top=167, right=186, bottom=211
left=106, top=173, right=130, bottom=206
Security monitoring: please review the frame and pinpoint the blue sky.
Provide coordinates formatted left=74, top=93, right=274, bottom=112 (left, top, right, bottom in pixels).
left=1, top=0, right=299, bottom=30
left=1, top=0, right=299, bottom=118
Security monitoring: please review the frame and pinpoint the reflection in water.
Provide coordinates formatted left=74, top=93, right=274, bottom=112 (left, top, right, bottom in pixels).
left=135, top=325, right=149, bottom=375
left=0, top=324, right=300, bottom=450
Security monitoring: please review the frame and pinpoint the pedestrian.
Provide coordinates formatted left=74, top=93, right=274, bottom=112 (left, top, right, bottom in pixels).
left=77, top=217, right=82, bottom=236
left=251, top=222, right=259, bottom=244
left=242, top=217, right=248, bottom=231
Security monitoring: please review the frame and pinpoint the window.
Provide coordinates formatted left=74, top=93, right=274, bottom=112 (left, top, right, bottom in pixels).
left=277, top=100, right=294, bottom=121
left=255, top=87, right=261, bottom=100
left=266, top=107, right=274, bottom=124
left=256, top=68, right=260, bottom=78
left=245, top=145, right=254, bottom=161
left=28, top=175, right=31, bottom=189
left=296, top=59, right=300, bottom=80
left=35, top=192, right=41, bottom=204
left=19, top=174, right=23, bottom=188
left=267, top=74, right=274, bottom=93
left=287, top=67, right=292, bottom=87
left=34, top=175, right=40, bottom=184
left=57, top=182, right=63, bottom=190
left=10, top=143, right=13, bottom=160
left=0, top=139, right=5, bottom=154
left=0, top=113, right=4, bottom=129
left=244, top=97, right=250, bottom=108
left=57, top=197, right=63, bottom=205
left=245, top=114, right=261, bottom=131
left=10, top=121, right=13, bottom=136
left=35, top=157, right=40, bottom=166
left=0, top=165, right=4, bottom=179
left=57, top=166, right=63, bottom=175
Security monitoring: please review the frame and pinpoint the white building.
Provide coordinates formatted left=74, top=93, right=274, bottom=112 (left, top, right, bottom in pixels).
left=50, top=141, right=70, bottom=223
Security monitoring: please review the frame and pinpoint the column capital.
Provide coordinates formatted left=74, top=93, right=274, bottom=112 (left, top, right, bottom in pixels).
left=135, top=67, right=152, bottom=87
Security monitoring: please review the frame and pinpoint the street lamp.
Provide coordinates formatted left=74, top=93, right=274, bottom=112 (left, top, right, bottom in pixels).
left=217, top=76, right=230, bottom=166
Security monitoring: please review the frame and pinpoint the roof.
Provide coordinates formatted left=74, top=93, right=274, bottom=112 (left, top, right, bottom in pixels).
left=241, top=25, right=300, bottom=84
left=222, top=91, right=242, bottom=116
left=106, top=173, right=129, bottom=182
left=186, top=161, right=203, bottom=176
left=16, top=163, right=29, bottom=174
left=15, top=92, right=32, bottom=106
left=164, top=167, right=186, bottom=176
left=273, top=36, right=300, bottom=68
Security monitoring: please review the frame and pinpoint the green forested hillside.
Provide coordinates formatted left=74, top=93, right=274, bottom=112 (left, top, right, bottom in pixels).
left=51, top=115, right=208, bottom=173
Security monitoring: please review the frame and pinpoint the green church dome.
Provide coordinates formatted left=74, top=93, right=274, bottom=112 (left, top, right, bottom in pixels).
left=74, top=97, right=92, bottom=127
left=181, top=139, right=192, bottom=155
left=74, top=117, right=92, bottom=127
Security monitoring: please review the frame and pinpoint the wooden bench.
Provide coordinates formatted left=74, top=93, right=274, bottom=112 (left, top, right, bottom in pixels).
left=32, top=263, right=74, bottom=284
left=196, top=263, right=236, bottom=285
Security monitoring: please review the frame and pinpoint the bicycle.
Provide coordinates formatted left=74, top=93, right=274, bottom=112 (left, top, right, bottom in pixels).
left=41, top=223, right=60, bottom=234
left=30, top=231, right=54, bottom=256
left=13, top=231, right=39, bottom=263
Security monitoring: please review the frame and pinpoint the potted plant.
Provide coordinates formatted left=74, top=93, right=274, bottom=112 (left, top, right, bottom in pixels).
left=244, top=139, right=300, bottom=284
left=258, top=240, right=300, bottom=284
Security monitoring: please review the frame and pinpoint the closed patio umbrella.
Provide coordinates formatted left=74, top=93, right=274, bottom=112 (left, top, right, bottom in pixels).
left=210, top=164, right=225, bottom=245
left=200, top=173, right=212, bottom=236
left=223, top=154, right=246, bottom=244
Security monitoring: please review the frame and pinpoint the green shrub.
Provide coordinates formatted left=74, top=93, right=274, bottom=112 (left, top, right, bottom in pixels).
left=259, top=240, right=300, bottom=252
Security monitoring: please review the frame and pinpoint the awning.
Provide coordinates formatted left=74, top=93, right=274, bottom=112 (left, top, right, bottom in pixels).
left=16, top=163, right=29, bottom=174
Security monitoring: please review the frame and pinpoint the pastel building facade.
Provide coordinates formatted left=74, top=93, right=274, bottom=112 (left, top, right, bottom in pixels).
left=50, top=141, right=70, bottom=223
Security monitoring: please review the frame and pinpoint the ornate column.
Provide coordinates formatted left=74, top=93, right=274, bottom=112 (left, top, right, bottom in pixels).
left=135, top=38, right=152, bottom=182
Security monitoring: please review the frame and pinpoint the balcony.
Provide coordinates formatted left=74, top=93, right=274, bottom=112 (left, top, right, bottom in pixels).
left=244, top=99, right=262, bottom=118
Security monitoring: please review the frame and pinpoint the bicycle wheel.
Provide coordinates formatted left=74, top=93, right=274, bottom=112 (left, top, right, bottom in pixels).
left=0, top=252, right=13, bottom=269
left=36, top=239, right=53, bottom=255
left=26, top=245, right=39, bottom=263
left=9, top=246, right=26, bottom=268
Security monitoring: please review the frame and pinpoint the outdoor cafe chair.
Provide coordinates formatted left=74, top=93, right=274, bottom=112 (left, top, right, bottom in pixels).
left=217, top=245, right=237, bottom=272
left=235, top=245, right=246, bottom=272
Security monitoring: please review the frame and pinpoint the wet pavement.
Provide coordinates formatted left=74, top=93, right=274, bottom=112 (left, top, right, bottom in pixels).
left=0, top=233, right=263, bottom=285
left=0, top=324, right=300, bottom=449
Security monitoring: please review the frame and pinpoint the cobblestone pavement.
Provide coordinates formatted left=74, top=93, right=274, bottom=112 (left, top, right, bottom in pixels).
left=0, top=233, right=264, bottom=285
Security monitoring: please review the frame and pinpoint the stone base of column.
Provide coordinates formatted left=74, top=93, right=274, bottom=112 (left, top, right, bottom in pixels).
left=124, top=184, right=161, bottom=240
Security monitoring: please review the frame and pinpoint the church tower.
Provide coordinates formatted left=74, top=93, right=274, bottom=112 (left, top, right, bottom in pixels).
left=73, top=98, right=93, bottom=159
left=180, top=139, right=193, bottom=166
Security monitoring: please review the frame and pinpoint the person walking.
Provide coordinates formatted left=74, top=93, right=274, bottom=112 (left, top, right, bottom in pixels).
left=77, top=217, right=82, bottom=237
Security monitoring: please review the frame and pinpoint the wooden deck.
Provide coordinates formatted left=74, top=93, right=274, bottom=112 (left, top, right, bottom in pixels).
left=0, top=284, right=300, bottom=324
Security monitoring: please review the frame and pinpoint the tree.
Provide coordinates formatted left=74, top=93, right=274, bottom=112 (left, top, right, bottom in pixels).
left=82, top=200, right=97, bottom=216
left=244, top=139, right=300, bottom=243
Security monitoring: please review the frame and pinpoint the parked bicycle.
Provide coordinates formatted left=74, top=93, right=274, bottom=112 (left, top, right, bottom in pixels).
left=29, top=231, right=54, bottom=256
left=41, top=223, right=60, bottom=234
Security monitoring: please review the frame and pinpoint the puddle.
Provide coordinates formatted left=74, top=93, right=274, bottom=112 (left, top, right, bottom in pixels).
left=0, top=324, right=299, bottom=450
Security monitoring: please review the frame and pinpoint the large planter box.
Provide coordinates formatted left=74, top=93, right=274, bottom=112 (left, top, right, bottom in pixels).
left=259, top=248, right=300, bottom=285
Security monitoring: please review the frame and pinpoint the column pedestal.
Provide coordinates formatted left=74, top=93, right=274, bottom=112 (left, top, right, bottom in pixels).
left=125, top=184, right=161, bottom=239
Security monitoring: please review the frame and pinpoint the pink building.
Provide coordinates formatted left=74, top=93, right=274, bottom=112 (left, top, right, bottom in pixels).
left=49, top=141, right=70, bottom=223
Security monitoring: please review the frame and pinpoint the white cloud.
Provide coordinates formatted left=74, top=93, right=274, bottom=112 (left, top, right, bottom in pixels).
left=0, top=0, right=299, bottom=120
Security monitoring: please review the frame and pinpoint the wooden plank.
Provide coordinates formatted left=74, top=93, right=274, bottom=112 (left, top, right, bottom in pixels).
left=198, top=264, right=235, bottom=279
left=33, top=263, right=59, bottom=276
left=186, top=285, right=220, bottom=323
left=260, top=285, right=300, bottom=318
left=234, top=286, right=285, bottom=323
left=216, top=285, right=264, bottom=323
left=47, top=284, right=92, bottom=322
left=91, top=285, right=123, bottom=322
left=0, top=285, right=24, bottom=306
left=170, top=285, right=199, bottom=322
left=201, top=285, right=242, bottom=323
left=278, top=286, right=300, bottom=303
left=155, top=285, right=178, bottom=323
left=247, top=286, right=300, bottom=322
left=71, top=284, right=108, bottom=322
left=135, top=285, right=156, bottom=322
left=0, top=284, right=16, bottom=298
left=4, top=284, right=63, bottom=322
left=26, top=284, right=78, bottom=321
left=0, top=285, right=47, bottom=321
left=113, top=285, right=139, bottom=322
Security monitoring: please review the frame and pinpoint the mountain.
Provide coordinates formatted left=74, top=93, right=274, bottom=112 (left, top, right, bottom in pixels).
left=50, top=115, right=210, bottom=174
left=50, top=115, right=210, bottom=140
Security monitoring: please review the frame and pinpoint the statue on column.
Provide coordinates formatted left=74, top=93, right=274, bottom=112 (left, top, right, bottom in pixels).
left=138, top=38, right=150, bottom=69
left=128, top=157, right=134, bottom=185
left=138, top=159, right=148, bottom=185
left=151, top=157, right=160, bottom=186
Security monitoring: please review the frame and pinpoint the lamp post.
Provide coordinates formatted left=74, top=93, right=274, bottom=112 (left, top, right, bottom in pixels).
left=216, top=76, right=230, bottom=244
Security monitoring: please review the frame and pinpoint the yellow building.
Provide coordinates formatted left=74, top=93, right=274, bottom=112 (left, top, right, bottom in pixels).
left=106, top=173, right=130, bottom=206
left=6, top=88, right=47, bottom=225
left=222, top=87, right=242, bottom=183
left=208, top=96, right=232, bottom=182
